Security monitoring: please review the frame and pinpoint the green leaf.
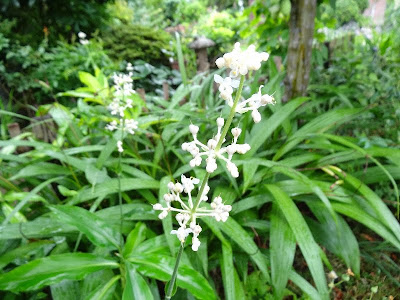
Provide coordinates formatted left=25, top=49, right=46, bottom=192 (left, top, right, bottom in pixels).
left=128, top=254, right=216, bottom=300
left=0, top=241, right=54, bottom=269
left=270, top=203, right=296, bottom=299
left=84, top=275, right=120, bottom=300
left=214, top=217, right=270, bottom=281
left=221, top=243, right=235, bottom=300
left=50, top=280, right=80, bottom=300
left=123, top=222, right=147, bottom=258
left=246, top=97, right=309, bottom=156
left=308, top=202, right=360, bottom=276
left=123, top=263, right=153, bottom=300
left=69, top=178, right=160, bottom=205
left=96, top=138, right=117, bottom=169
left=10, top=162, right=69, bottom=180
left=50, top=205, right=121, bottom=249
left=0, top=253, right=118, bottom=292
left=288, top=271, right=320, bottom=300
left=329, top=168, right=400, bottom=242
left=85, top=164, right=109, bottom=189
left=273, top=108, right=363, bottom=160
left=2, top=176, right=62, bottom=226
left=266, top=185, right=328, bottom=298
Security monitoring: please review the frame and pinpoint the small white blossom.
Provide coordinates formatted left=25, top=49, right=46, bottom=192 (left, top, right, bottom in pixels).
left=152, top=174, right=232, bottom=251
left=235, top=86, right=276, bottom=123
left=215, top=42, right=269, bottom=78
left=182, top=119, right=250, bottom=178
left=214, top=74, right=240, bottom=105
left=117, top=141, right=124, bottom=153
left=78, top=31, right=86, bottom=39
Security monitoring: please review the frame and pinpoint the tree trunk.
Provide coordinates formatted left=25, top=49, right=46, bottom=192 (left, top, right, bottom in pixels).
left=283, top=0, right=316, bottom=102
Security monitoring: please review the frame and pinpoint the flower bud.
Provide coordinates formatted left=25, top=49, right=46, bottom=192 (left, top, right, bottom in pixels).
left=153, top=203, right=163, bottom=210
left=207, top=139, right=217, bottom=150
left=231, top=127, right=242, bottom=138
left=215, top=57, right=225, bottom=69
left=189, top=124, right=199, bottom=135
left=251, top=110, right=261, bottom=123
left=216, top=117, right=224, bottom=128
left=174, top=183, right=183, bottom=193
left=167, top=182, right=175, bottom=191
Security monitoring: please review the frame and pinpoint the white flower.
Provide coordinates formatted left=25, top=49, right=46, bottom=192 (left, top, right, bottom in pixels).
left=214, top=74, right=240, bottom=104
left=78, top=31, right=86, bottom=39
left=215, top=42, right=269, bottom=78
left=182, top=119, right=250, bottom=178
left=80, top=39, right=89, bottom=45
left=211, top=196, right=232, bottom=222
left=117, top=141, right=124, bottom=153
left=235, top=86, right=275, bottom=123
left=125, top=119, right=138, bottom=135
left=171, top=227, right=192, bottom=242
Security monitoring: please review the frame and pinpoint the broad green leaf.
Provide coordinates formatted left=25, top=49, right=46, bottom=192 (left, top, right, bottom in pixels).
left=0, top=216, right=75, bottom=240
left=96, top=137, right=117, bottom=169
left=332, top=202, right=400, bottom=250
left=0, top=253, right=118, bottom=292
left=221, top=243, right=235, bottom=300
left=68, top=178, right=160, bottom=204
left=11, top=162, right=69, bottom=180
left=50, top=205, right=121, bottom=249
left=266, top=185, right=328, bottom=298
left=85, top=164, right=109, bottom=189
left=0, top=241, right=54, bottom=269
left=123, top=263, right=153, bottom=300
left=2, top=176, right=62, bottom=226
left=80, top=269, right=114, bottom=300
left=247, top=97, right=309, bottom=156
left=128, top=254, right=216, bottom=300
left=2, top=203, right=27, bottom=224
left=328, top=168, right=400, bottom=242
left=273, top=108, right=362, bottom=160
left=288, top=271, right=320, bottom=300
left=308, top=202, right=360, bottom=276
left=84, top=275, right=120, bottom=300
left=215, top=217, right=270, bottom=281
left=123, top=222, right=147, bottom=257
left=270, top=203, right=296, bottom=299
left=50, top=279, right=80, bottom=300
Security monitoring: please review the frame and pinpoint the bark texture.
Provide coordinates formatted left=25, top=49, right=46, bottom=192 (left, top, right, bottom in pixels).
left=283, top=0, right=316, bottom=102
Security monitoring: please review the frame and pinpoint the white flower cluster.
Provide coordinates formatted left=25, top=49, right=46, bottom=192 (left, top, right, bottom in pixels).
left=215, top=42, right=269, bottom=78
left=153, top=175, right=232, bottom=251
left=78, top=31, right=89, bottom=45
left=181, top=118, right=250, bottom=178
left=106, top=65, right=138, bottom=152
left=214, top=43, right=275, bottom=123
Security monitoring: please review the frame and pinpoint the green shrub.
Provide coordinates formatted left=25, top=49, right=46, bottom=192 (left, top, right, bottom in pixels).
left=101, top=23, right=172, bottom=65
left=0, top=28, right=114, bottom=105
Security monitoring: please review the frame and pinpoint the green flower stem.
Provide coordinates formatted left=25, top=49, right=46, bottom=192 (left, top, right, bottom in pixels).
left=118, top=118, right=125, bottom=250
left=165, top=243, right=184, bottom=300
left=215, top=75, right=245, bottom=151
left=192, top=75, right=245, bottom=213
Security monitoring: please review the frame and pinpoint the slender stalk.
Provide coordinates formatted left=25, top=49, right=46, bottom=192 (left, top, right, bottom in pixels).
left=165, top=243, right=184, bottom=300
left=215, top=75, right=245, bottom=151
left=118, top=119, right=125, bottom=250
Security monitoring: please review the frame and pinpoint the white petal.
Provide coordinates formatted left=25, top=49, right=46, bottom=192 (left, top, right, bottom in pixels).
left=214, top=74, right=223, bottom=84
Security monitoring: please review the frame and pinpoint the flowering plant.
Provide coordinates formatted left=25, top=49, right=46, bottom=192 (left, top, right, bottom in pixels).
left=154, top=42, right=275, bottom=298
